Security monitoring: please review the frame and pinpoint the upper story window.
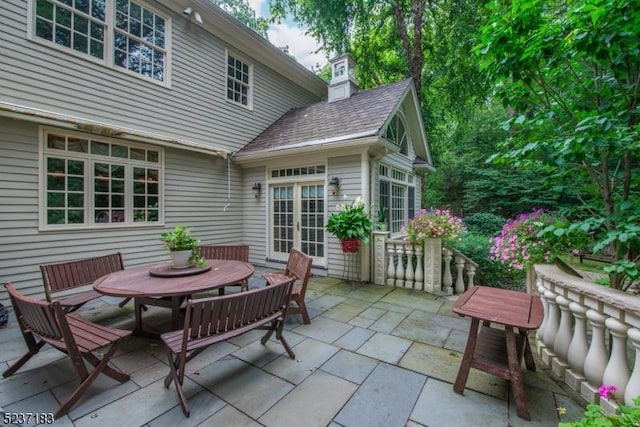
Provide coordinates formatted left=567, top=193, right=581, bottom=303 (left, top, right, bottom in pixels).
left=40, top=127, right=163, bottom=229
left=32, top=0, right=169, bottom=84
left=227, top=53, right=252, bottom=108
left=384, top=113, right=409, bottom=156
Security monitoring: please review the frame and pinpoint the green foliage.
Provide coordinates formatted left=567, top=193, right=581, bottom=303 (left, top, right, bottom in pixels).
left=450, top=232, right=525, bottom=290
left=326, top=197, right=373, bottom=244
left=477, top=0, right=640, bottom=289
left=210, top=0, right=269, bottom=38
left=463, top=213, right=506, bottom=237
left=491, top=210, right=590, bottom=270
left=560, top=397, right=640, bottom=427
left=160, top=225, right=204, bottom=267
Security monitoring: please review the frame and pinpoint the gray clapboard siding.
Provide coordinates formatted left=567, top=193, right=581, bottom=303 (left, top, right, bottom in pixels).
left=242, top=166, right=268, bottom=266
left=0, top=119, right=245, bottom=306
left=0, top=1, right=320, bottom=155
left=326, top=154, right=365, bottom=278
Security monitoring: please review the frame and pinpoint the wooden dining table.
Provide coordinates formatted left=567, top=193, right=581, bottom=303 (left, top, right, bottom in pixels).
left=93, top=259, right=255, bottom=334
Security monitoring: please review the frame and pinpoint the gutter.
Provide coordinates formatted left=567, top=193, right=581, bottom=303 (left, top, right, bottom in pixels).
left=0, top=102, right=230, bottom=158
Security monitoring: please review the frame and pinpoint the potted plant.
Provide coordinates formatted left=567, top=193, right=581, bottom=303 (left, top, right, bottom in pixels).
left=374, top=206, right=388, bottom=231
left=402, top=208, right=466, bottom=244
left=326, top=196, right=372, bottom=253
left=160, top=225, right=203, bottom=268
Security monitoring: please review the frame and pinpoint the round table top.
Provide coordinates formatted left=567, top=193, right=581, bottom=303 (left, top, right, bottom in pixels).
left=93, top=259, right=255, bottom=298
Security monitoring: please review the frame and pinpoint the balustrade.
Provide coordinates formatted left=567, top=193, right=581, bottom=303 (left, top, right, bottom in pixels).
left=373, top=231, right=477, bottom=295
left=534, top=263, right=640, bottom=412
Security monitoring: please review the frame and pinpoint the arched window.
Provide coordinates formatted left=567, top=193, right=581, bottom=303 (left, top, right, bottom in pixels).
left=383, top=114, right=409, bottom=155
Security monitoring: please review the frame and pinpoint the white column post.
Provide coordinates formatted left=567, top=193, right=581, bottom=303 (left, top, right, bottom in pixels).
left=625, top=328, right=640, bottom=405
left=565, top=301, right=588, bottom=392
left=386, top=243, right=396, bottom=286
left=405, top=245, right=415, bottom=289
left=582, top=310, right=609, bottom=403
left=541, top=289, right=560, bottom=366
left=395, top=244, right=406, bottom=287
left=423, top=238, right=442, bottom=294
left=600, top=317, right=631, bottom=413
left=551, top=295, right=572, bottom=377
left=414, top=245, right=424, bottom=291
left=442, top=248, right=453, bottom=293
left=465, top=264, right=475, bottom=290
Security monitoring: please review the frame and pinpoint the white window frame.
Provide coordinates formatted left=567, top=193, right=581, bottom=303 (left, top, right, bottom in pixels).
left=28, top=0, right=171, bottom=86
left=225, top=50, right=253, bottom=110
left=378, top=163, right=416, bottom=234
left=38, top=126, right=165, bottom=230
left=384, top=112, right=410, bottom=156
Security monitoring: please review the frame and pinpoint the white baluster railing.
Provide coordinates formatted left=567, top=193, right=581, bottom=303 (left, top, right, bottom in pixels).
left=373, top=232, right=478, bottom=296
left=534, top=263, right=640, bottom=412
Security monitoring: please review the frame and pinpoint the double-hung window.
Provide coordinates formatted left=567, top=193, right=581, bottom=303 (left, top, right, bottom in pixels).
left=41, top=128, right=163, bottom=229
left=226, top=52, right=252, bottom=108
left=379, top=164, right=416, bottom=234
left=32, top=0, right=169, bottom=84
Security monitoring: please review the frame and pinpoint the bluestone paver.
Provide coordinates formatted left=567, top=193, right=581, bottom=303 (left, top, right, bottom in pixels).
left=357, top=332, right=412, bottom=364
left=321, top=349, right=378, bottom=384
left=335, top=363, right=426, bottom=427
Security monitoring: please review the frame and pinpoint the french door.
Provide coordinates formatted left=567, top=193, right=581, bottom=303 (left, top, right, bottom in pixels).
left=271, top=182, right=325, bottom=264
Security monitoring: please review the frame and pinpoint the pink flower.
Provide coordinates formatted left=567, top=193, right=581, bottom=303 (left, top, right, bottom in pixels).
left=598, top=384, right=618, bottom=400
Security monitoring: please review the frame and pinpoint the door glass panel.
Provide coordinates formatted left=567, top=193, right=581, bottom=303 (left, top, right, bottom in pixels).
left=272, top=186, right=294, bottom=255
left=300, top=184, right=324, bottom=258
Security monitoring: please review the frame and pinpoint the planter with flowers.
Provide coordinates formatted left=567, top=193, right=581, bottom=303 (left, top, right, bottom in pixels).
left=326, top=196, right=372, bottom=253
left=402, top=208, right=466, bottom=294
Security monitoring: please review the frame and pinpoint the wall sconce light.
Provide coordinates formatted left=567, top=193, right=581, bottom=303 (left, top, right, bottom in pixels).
left=251, top=182, right=262, bottom=198
left=328, top=176, right=340, bottom=195
left=182, top=7, right=193, bottom=15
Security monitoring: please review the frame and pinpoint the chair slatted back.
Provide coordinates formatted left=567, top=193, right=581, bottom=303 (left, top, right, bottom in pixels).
left=284, top=248, right=312, bottom=291
left=6, top=284, right=65, bottom=345
left=183, top=276, right=294, bottom=343
left=198, top=245, right=249, bottom=262
left=41, top=253, right=124, bottom=301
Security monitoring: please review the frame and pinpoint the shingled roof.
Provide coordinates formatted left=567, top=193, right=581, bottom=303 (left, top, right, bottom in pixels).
left=236, top=78, right=413, bottom=155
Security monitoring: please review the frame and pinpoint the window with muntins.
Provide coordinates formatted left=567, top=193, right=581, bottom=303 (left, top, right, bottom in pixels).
left=41, top=129, right=163, bottom=229
left=378, top=163, right=416, bottom=233
left=384, top=114, right=409, bottom=156
left=227, top=54, right=252, bottom=107
left=33, top=0, right=168, bottom=83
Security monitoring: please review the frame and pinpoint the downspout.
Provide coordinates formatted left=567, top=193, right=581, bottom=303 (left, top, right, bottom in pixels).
left=361, top=152, right=371, bottom=282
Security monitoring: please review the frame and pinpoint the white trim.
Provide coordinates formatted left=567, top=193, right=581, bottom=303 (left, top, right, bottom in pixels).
left=0, top=102, right=229, bottom=158
left=225, top=50, right=253, bottom=111
left=38, top=126, right=166, bottom=231
left=27, top=0, right=172, bottom=87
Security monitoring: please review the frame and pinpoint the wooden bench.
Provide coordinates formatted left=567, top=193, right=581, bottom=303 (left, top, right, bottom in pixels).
left=579, top=252, right=614, bottom=264
left=41, top=253, right=127, bottom=312
left=160, top=275, right=296, bottom=417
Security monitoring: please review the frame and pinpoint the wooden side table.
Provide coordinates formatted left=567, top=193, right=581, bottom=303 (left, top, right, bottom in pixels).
left=452, top=286, right=543, bottom=420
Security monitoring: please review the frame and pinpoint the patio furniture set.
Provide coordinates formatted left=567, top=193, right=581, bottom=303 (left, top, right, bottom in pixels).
left=2, top=247, right=313, bottom=419
left=2, top=245, right=543, bottom=421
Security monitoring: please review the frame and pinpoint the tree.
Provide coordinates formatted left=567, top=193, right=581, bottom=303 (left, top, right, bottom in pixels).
left=478, top=0, right=640, bottom=290
left=210, top=0, right=269, bottom=38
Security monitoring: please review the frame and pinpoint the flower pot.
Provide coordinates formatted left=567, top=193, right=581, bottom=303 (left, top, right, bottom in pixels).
left=170, top=250, right=192, bottom=268
left=340, top=238, right=360, bottom=253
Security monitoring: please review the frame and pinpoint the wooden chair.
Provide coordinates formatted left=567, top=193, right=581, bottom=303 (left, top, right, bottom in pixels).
left=160, top=276, right=296, bottom=417
left=40, top=252, right=129, bottom=312
left=263, top=248, right=313, bottom=324
left=198, top=245, right=250, bottom=294
left=3, top=283, right=131, bottom=419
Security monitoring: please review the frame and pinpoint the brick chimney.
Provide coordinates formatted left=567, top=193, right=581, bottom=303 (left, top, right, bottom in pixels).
left=328, top=53, right=358, bottom=102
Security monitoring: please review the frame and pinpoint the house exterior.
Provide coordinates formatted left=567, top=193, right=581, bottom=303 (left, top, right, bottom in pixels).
left=0, top=0, right=433, bottom=306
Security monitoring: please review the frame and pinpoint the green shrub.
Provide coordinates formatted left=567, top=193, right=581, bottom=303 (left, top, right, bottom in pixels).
left=463, top=213, right=507, bottom=237
left=451, top=232, right=525, bottom=290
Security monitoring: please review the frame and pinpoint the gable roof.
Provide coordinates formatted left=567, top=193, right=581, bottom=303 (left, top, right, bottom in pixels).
left=235, top=79, right=414, bottom=156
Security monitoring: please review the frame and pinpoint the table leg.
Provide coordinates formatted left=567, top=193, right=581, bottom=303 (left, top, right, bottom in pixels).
left=134, top=298, right=144, bottom=334
left=506, top=326, right=530, bottom=420
left=171, top=296, right=182, bottom=330
left=454, top=317, right=480, bottom=394
left=521, top=329, right=536, bottom=371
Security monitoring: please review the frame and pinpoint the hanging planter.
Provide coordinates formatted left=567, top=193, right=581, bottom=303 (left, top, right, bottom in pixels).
left=340, top=238, right=361, bottom=253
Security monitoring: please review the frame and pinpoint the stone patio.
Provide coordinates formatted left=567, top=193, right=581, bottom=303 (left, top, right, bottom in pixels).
left=0, top=269, right=585, bottom=426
